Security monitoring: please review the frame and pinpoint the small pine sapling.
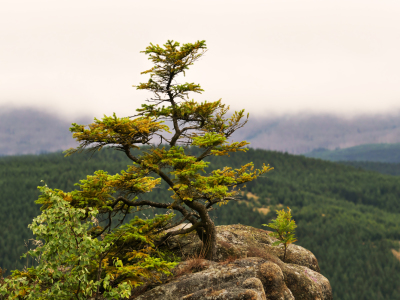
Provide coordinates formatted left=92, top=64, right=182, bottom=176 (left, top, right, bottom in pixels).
left=263, top=207, right=297, bottom=262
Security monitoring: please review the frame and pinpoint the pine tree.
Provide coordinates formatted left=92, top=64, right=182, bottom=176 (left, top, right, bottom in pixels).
left=64, top=40, right=272, bottom=260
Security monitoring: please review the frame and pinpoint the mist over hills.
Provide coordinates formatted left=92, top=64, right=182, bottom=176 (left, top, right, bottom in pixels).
left=0, top=107, right=89, bottom=156
left=236, top=113, right=400, bottom=154
left=304, top=143, right=400, bottom=163
left=2, top=107, right=400, bottom=156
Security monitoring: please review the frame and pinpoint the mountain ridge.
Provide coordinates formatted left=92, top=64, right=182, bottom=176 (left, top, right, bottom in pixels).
left=304, top=143, right=400, bottom=163
left=3, top=106, right=400, bottom=155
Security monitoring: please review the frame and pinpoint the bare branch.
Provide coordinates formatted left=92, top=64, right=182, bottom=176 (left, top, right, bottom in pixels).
left=154, top=221, right=204, bottom=248
left=206, top=197, right=236, bottom=209
left=153, top=213, right=193, bottom=235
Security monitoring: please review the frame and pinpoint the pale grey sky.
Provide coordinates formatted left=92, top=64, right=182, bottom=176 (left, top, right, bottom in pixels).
left=2, top=0, right=400, bottom=120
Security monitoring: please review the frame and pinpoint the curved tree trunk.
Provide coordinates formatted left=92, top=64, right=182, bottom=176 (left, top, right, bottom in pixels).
left=184, top=200, right=217, bottom=261
left=202, top=218, right=217, bottom=261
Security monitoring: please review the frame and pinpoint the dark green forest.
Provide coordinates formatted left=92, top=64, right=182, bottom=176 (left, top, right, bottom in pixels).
left=338, top=160, right=400, bottom=176
left=1, top=148, right=400, bottom=300
left=304, top=142, right=400, bottom=162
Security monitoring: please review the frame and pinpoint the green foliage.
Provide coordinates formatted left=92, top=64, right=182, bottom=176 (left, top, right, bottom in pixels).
left=3, top=148, right=400, bottom=299
left=66, top=113, right=169, bottom=156
left=2, top=40, right=400, bottom=298
left=0, top=39, right=271, bottom=298
left=263, top=207, right=297, bottom=262
left=59, top=40, right=271, bottom=261
left=135, top=40, right=206, bottom=96
left=0, top=184, right=177, bottom=299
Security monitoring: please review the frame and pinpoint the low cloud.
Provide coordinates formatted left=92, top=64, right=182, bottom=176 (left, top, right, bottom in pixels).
left=2, top=107, right=400, bottom=156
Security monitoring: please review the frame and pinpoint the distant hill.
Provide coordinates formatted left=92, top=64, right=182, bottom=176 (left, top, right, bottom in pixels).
left=0, top=107, right=90, bottom=156
left=1, top=148, right=400, bottom=299
left=236, top=113, right=400, bottom=154
left=3, top=106, right=400, bottom=156
left=304, top=143, right=400, bottom=163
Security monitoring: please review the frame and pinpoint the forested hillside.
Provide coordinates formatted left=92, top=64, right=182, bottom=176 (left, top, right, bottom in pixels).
left=304, top=143, right=400, bottom=162
left=1, top=148, right=400, bottom=300
left=338, top=160, right=400, bottom=176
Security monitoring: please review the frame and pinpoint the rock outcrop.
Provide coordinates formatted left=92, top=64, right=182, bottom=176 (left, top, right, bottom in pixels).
left=133, top=224, right=332, bottom=300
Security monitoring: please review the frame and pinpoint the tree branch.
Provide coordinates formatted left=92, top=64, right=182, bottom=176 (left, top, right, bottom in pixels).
left=122, top=146, right=176, bottom=190
left=205, top=197, right=235, bottom=209
left=112, top=196, right=200, bottom=227
left=153, top=213, right=194, bottom=235
left=154, top=220, right=204, bottom=248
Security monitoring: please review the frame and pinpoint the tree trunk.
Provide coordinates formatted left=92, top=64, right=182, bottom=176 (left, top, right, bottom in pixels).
left=184, top=200, right=217, bottom=261
left=199, top=215, right=217, bottom=261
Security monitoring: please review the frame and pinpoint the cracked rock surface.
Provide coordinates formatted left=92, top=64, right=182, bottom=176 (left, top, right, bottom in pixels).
left=133, top=224, right=332, bottom=300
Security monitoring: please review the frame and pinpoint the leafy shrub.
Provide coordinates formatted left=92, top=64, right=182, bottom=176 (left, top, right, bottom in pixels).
left=0, top=184, right=177, bottom=299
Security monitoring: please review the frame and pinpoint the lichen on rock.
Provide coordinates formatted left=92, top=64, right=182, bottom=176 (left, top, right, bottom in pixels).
left=133, top=224, right=332, bottom=300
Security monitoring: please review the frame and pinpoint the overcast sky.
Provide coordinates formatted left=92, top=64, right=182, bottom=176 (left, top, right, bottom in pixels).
left=2, top=0, right=400, bottom=120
